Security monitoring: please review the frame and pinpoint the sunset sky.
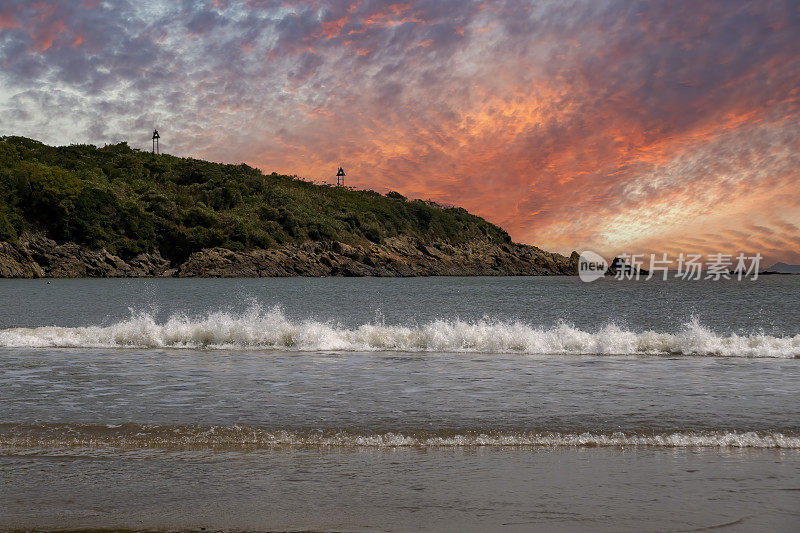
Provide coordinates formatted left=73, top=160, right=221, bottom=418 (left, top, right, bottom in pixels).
left=1, top=0, right=799, bottom=264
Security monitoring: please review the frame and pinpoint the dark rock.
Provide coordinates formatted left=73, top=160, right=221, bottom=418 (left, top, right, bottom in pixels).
left=0, top=232, right=172, bottom=278
left=1, top=232, right=579, bottom=278
left=606, top=256, right=649, bottom=277
left=0, top=241, right=43, bottom=278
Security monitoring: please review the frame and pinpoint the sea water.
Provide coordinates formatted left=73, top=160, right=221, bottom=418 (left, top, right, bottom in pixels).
left=1, top=276, right=798, bottom=531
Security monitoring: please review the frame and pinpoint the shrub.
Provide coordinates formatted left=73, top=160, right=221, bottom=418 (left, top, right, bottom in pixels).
left=0, top=135, right=514, bottom=261
left=0, top=209, right=18, bottom=241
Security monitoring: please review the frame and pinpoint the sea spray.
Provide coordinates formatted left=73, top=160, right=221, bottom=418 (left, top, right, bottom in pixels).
left=0, top=307, right=798, bottom=357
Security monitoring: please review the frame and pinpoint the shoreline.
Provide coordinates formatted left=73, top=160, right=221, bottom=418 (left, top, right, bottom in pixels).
left=0, top=232, right=578, bottom=278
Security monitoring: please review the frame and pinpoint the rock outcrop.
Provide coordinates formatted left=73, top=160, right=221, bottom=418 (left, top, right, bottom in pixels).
left=0, top=233, right=170, bottom=278
left=0, top=232, right=577, bottom=278
left=0, top=241, right=44, bottom=278
left=605, top=256, right=649, bottom=277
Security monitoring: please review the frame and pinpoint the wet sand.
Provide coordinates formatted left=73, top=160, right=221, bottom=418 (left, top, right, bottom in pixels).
left=3, top=446, right=799, bottom=532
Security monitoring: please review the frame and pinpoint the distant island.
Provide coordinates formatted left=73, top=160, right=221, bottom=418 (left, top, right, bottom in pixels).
left=0, top=136, right=577, bottom=278
left=763, top=262, right=800, bottom=274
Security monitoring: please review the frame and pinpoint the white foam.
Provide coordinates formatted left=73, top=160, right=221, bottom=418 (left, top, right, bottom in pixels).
left=2, top=423, right=798, bottom=449
left=0, top=308, right=798, bottom=358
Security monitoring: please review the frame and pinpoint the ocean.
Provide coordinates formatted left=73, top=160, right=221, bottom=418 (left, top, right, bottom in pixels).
left=1, top=276, right=799, bottom=531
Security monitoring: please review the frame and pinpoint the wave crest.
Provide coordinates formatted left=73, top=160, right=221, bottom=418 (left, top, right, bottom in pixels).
left=0, top=308, right=798, bottom=357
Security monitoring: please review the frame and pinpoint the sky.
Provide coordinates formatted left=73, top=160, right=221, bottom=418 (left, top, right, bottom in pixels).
left=1, top=0, right=799, bottom=265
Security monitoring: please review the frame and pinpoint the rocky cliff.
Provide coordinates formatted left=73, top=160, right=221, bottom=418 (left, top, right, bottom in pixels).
left=0, top=232, right=578, bottom=278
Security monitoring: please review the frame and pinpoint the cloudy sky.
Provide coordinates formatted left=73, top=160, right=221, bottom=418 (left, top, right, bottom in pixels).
left=1, top=0, right=799, bottom=264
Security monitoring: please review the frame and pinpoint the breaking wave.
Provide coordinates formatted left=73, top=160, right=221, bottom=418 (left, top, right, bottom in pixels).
left=0, top=308, right=798, bottom=358
left=1, top=423, right=798, bottom=450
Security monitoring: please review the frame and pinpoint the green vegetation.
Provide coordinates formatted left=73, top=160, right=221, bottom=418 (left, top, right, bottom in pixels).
left=0, top=136, right=510, bottom=261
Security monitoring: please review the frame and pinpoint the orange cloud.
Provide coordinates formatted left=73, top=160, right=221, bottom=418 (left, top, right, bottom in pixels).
left=0, top=13, right=19, bottom=29
left=320, top=15, right=348, bottom=39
